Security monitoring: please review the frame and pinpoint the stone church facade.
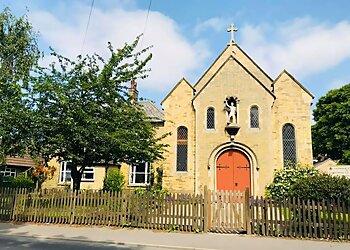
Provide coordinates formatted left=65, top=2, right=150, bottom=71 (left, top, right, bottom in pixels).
left=156, top=28, right=314, bottom=196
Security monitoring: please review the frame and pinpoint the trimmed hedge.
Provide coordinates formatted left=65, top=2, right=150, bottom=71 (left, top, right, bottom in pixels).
left=0, top=176, right=35, bottom=188
left=289, top=174, right=350, bottom=204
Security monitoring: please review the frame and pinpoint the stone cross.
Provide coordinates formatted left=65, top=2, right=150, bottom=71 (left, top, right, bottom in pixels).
left=227, top=23, right=238, bottom=45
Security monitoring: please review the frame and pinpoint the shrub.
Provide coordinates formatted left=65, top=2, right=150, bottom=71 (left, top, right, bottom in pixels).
left=0, top=175, right=35, bottom=188
left=103, top=169, right=125, bottom=192
left=265, top=165, right=319, bottom=199
left=288, top=174, right=350, bottom=204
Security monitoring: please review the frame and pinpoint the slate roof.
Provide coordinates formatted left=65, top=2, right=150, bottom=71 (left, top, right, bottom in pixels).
left=138, top=100, right=164, bottom=123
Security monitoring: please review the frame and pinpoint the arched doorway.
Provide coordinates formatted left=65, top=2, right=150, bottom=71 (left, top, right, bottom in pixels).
left=216, top=149, right=251, bottom=193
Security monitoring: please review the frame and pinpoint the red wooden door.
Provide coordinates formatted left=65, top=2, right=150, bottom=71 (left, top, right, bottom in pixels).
left=216, top=150, right=251, bottom=193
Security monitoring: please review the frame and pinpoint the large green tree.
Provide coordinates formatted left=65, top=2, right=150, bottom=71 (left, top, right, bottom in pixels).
left=0, top=8, right=40, bottom=163
left=312, top=83, right=350, bottom=164
left=31, top=38, right=167, bottom=190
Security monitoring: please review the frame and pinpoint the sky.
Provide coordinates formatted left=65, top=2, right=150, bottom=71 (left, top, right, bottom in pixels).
left=2, top=0, right=350, bottom=109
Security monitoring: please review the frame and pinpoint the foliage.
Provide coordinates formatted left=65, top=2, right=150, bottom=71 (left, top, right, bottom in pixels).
left=135, top=166, right=168, bottom=195
left=30, top=36, right=167, bottom=190
left=103, top=169, right=125, bottom=192
left=30, top=161, right=56, bottom=189
left=312, top=83, right=350, bottom=164
left=288, top=174, right=350, bottom=204
left=0, top=175, right=35, bottom=188
left=265, top=165, right=319, bottom=199
left=0, top=7, right=40, bottom=163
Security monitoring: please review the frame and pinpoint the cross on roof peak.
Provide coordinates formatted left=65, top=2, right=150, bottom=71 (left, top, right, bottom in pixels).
left=227, top=23, right=238, bottom=45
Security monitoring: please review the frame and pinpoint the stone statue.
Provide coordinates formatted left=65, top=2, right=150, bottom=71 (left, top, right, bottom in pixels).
left=224, top=96, right=238, bottom=124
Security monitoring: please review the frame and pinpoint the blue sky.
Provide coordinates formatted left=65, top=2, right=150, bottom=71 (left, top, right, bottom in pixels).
left=2, top=0, right=350, bottom=108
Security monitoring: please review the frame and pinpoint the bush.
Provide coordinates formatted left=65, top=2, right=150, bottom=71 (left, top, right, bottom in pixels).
left=266, top=165, right=319, bottom=199
left=289, top=174, right=350, bottom=203
left=103, top=169, right=125, bottom=192
left=0, top=175, right=35, bottom=188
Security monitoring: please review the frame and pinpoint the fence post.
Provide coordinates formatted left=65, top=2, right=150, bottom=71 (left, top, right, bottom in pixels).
left=203, top=186, right=209, bottom=232
left=244, top=187, right=251, bottom=234
left=70, top=191, right=76, bottom=225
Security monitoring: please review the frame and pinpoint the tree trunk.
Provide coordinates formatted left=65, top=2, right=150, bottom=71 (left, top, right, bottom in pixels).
left=72, top=175, right=81, bottom=191
left=71, top=163, right=82, bottom=191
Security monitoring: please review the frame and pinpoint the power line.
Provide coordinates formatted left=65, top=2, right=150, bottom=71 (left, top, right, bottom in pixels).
left=140, top=0, right=152, bottom=48
left=81, top=0, right=95, bottom=54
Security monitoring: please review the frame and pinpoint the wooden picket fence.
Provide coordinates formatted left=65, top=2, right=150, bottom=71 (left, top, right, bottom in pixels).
left=249, top=196, right=350, bottom=240
left=1, top=187, right=350, bottom=240
left=0, top=188, right=20, bottom=221
left=0, top=188, right=205, bottom=232
left=208, top=189, right=249, bottom=233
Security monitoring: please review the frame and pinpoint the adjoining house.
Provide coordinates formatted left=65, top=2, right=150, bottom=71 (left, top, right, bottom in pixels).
left=0, top=155, right=35, bottom=178
left=315, top=158, right=350, bottom=178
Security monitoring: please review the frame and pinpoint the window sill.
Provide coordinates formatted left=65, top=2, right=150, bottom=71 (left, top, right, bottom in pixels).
left=175, top=171, right=188, bottom=175
left=128, top=183, right=150, bottom=187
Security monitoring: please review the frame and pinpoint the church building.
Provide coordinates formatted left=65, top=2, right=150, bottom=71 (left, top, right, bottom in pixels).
left=155, top=24, right=314, bottom=196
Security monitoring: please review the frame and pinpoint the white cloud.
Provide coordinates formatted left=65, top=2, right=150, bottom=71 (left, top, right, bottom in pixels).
left=240, top=18, right=350, bottom=80
left=29, top=3, right=210, bottom=94
left=194, top=17, right=229, bottom=35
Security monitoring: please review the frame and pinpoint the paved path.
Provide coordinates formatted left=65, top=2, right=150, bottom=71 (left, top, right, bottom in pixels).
left=0, top=234, right=168, bottom=250
left=0, top=223, right=350, bottom=250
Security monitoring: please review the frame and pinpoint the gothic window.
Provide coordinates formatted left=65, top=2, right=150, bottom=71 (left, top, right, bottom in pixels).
left=207, top=108, right=215, bottom=129
left=176, top=126, right=188, bottom=172
left=282, top=124, right=297, bottom=167
left=250, top=106, right=259, bottom=128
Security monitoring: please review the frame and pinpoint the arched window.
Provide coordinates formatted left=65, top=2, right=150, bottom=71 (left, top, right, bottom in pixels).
left=176, top=126, right=188, bottom=172
left=207, top=108, right=215, bottom=129
left=250, top=106, right=259, bottom=128
left=282, top=124, right=297, bottom=167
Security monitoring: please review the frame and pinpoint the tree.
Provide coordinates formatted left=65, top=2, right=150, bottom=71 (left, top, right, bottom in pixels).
left=0, top=8, right=40, bottom=163
left=31, top=37, right=167, bottom=190
left=312, top=84, right=350, bottom=164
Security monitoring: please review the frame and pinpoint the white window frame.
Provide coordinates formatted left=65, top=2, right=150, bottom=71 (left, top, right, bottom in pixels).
left=59, top=162, right=95, bottom=184
left=0, top=167, right=16, bottom=177
left=129, top=162, right=151, bottom=186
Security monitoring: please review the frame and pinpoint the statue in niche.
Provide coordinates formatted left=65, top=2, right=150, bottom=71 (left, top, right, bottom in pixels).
left=224, top=96, right=238, bottom=124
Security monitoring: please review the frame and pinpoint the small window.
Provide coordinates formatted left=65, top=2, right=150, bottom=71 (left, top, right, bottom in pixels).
left=282, top=124, right=297, bottom=167
left=207, top=108, right=215, bottom=129
left=129, top=162, right=151, bottom=185
left=0, top=167, right=16, bottom=177
left=59, top=162, right=94, bottom=183
left=177, top=126, right=188, bottom=172
left=250, top=106, right=259, bottom=128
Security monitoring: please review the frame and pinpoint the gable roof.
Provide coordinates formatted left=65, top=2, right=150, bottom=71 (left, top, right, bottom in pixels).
left=160, top=77, right=194, bottom=105
left=193, top=55, right=276, bottom=102
left=139, top=100, right=164, bottom=122
left=193, top=46, right=230, bottom=90
left=274, top=70, right=314, bottom=99
left=194, top=44, right=273, bottom=91
left=6, top=155, right=35, bottom=168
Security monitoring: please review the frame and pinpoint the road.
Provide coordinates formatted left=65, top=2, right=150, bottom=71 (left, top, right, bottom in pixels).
left=0, top=235, right=173, bottom=250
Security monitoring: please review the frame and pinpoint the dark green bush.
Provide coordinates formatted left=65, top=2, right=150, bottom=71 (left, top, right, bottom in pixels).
left=265, top=166, right=319, bottom=199
left=0, top=175, right=35, bottom=188
left=103, top=169, right=125, bottom=192
left=288, top=174, right=350, bottom=204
